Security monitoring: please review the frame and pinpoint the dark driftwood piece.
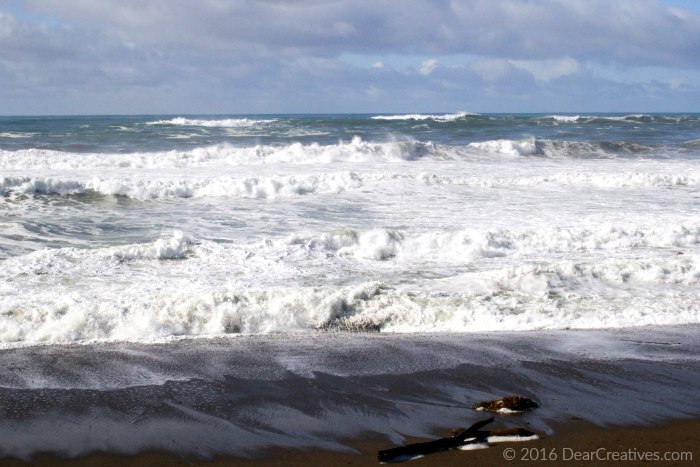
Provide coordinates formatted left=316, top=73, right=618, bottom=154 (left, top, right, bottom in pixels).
left=377, top=417, right=494, bottom=463
left=473, top=395, right=538, bottom=412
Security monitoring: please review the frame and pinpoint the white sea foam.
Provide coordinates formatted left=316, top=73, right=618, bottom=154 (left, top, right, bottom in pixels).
left=145, top=117, right=277, bottom=127
left=2, top=252, right=699, bottom=346
left=2, top=222, right=699, bottom=345
left=283, top=223, right=700, bottom=263
left=468, top=138, right=538, bottom=156
left=548, top=115, right=583, bottom=123
left=0, top=137, right=664, bottom=173
left=4, top=231, right=193, bottom=271
left=2, top=115, right=699, bottom=348
left=0, top=132, right=37, bottom=138
left=418, top=170, right=700, bottom=188
left=0, top=173, right=365, bottom=200
left=371, top=112, right=477, bottom=122
left=4, top=166, right=698, bottom=202
left=466, top=138, right=653, bottom=158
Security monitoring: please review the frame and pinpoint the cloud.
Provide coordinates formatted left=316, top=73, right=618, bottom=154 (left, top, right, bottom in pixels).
left=0, top=1, right=699, bottom=114
left=510, top=58, right=581, bottom=82
left=419, top=59, right=438, bottom=76
left=21, top=0, right=700, bottom=66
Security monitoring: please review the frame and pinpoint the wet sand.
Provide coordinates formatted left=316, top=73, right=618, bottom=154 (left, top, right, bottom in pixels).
left=0, top=326, right=698, bottom=464
left=3, top=419, right=698, bottom=466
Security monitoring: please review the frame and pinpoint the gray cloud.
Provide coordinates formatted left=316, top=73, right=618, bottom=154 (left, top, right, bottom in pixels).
left=24, top=0, right=700, bottom=66
left=1, top=1, right=699, bottom=114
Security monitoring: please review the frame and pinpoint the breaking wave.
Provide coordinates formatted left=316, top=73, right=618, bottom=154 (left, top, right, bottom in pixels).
left=0, top=137, right=663, bottom=172
left=4, top=163, right=699, bottom=202
left=0, top=172, right=365, bottom=200
left=145, top=117, right=277, bottom=127
left=371, top=112, right=478, bottom=122
left=0, top=137, right=434, bottom=170
left=281, top=223, right=700, bottom=262
left=540, top=114, right=693, bottom=124
left=2, top=223, right=699, bottom=345
left=467, top=138, right=653, bottom=158
left=2, top=256, right=699, bottom=345
left=4, top=166, right=699, bottom=202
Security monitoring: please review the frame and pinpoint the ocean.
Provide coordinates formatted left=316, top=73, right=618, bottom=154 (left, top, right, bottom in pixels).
left=2, top=112, right=699, bottom=344
left=1, top=113, right=700, bottom=459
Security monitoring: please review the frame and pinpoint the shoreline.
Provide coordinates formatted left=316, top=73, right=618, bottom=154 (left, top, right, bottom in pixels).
left=3, top=418, right=698, bottom=466
left=0, top=326, right=698, bottom=463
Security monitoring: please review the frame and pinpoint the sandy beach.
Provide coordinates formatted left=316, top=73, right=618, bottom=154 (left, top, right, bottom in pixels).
left=0, top=326, right=698, bottom=465
left=4, top=419, right=698, bottom=466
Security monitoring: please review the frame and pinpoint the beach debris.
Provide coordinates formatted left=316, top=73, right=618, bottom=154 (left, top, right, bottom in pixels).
left=450, top=426, right=539, bottom=444
left=377, top=417, right=494, bottom=463
left=486, top=427, right=540, bottom=443
left=473, top=395, right=539, bottom=413
left=378, top=418, right=542, bottom=463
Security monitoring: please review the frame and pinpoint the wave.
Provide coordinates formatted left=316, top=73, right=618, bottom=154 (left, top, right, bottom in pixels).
left=2, top=224, right=699, bottom=345
left=5, top=223, right=697, bottom=281
left=468, top=138, right=538, bottom=156
left=371, top=112, right=478, bottom=122
left=145, top=117, right=277, bottom=127
left=0, top=138, right=649, bottom=171
left=11, top=231, right=193, bottom=267
left=418, top=170, right=700, bottom=188
left=283, top=223, right=700, bottom=263
left=467, top=138, right=653, bottom=158
left=0, top=132, right=37, bottom=138
left=2, top=254, right=699, bottom=345
left=0, top=172, right=365, bottom=200
left=4, top=164, right=699, bottom=202
left=0, top=137, right=434, bottom=170
left=540, top=114, right=691, bottom=124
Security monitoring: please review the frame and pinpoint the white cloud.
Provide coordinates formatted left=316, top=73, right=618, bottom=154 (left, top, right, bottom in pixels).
left=469, top=59, right=513, bottom=82
left=510, top=57, right=581, bottom=82
left=419, top=59, right=438, bottom=76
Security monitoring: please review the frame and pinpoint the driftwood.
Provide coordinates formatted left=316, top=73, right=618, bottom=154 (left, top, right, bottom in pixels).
left=473, top=395, right=538, bottom=413
left=377, top=417, right=494, bottom=463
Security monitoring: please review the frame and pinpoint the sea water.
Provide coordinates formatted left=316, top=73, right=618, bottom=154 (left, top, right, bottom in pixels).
left=2, top=112, right=700, bottom=346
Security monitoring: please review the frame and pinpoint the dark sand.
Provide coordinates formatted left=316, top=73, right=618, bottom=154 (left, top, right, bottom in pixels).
left=3, top=419, right=698, bottom=466
left=0, top=326, right=698, bottom=465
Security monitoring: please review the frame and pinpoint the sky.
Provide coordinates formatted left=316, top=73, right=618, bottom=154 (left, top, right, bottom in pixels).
left=1, top=0, right=699, bottom=115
